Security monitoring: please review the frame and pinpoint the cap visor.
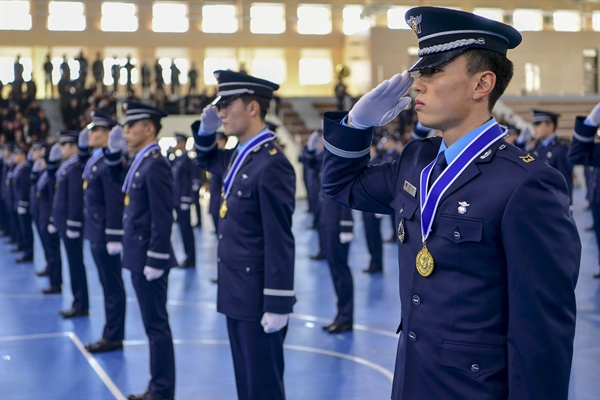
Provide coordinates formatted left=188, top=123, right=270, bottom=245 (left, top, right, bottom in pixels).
left=408, top=48, right=467, bottom=72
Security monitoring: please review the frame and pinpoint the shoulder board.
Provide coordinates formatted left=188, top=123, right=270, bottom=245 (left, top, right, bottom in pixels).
left=494, top=143, right=546, bottom=171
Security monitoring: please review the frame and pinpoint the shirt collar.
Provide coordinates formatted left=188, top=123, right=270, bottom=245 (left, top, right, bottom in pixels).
left=440, top=117, right=497, bottom=164
left=541, top=134, right=556, bottom=147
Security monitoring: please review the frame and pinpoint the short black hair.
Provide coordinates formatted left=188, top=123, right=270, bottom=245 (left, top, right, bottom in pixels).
left=240, top=94, right=269, bottom=121
left=462, top=49, right=514, bottom=113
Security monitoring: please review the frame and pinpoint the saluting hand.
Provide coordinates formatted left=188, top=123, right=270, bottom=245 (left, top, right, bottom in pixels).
left=32, top=158, right=44, bottom=173
left=48, top=143, right=61, bottom=163
left=199, top=105, right=222, bottom=135
left=108, top=125, right=125, bottom=153
left=78, top=127, right=90, bottom=149
left=586, top=102, right=600, bottom=127
left=348, top=71, right=415, bottom=130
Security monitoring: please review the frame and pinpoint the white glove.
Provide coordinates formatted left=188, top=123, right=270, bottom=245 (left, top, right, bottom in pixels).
left=78, top=127, right=89, bottom=148
left=261, top=312, right=289, bottom=334
left=66, top=229, right=80, bottom=239
left=106, top=241, right=123, bottom=255
left=108, top=125, right=125, bottom=153
left=199, top=105, right=222, bottom=134
left=48, top=143, right=61, bottom=162
left=17, top=206, right=27, bottom=215
left=27, top=147, right=35, bottom=162
left=585, top=102, right=600, bottom=127
left=47, top=224, right=57, bottom=234
left=143, top=266, right=165, bottom=281
left=180, top=203, right=190, bottom=211
left=32, top=158, right=44, bottom=173
left=339, top=232, right=354, bottom=244
left=348, top=71, right=415, bottom=130
left=516, top=124, right=534, bottom=144
left=307, top=130, right=321, bottom=151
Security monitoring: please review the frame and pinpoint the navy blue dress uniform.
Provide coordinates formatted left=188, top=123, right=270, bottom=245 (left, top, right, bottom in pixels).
left=36, top=155, right=63, bottom=292
left=569, top=111, right=600, bottom=277
left=319, top=195, right=354, bottom=333
left=190, top=161, right=205, bottom=228
left=80, top=111, right=126, bottom=351
left=13, top=148, right=34, bottom=262
left=194, top=70, right=295, bottom=400
left=105, top=102, right=176, bottom=400
left=322, top=7, right=580, bottom=400
left=362, top=150, right=385, bottom=273
left=207, top=131, right=227, bottom=233
left=531, top=109, right=574, bottom=199
left=300, top=144, right=323, bottom=230
left=171, top=133, right=196, bottom=268
left=53, top=130, right=89, bottom=317
left=5, top=159, right=20, bottom=247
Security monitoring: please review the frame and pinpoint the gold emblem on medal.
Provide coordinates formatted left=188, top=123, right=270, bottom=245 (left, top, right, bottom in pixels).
left=124, top=194, right=130, bottom=206
left=83, top=180, right=88, bottom=190
left=219, top=199, right=228, bottom=218
left=416, top=244, right=434, bottom=277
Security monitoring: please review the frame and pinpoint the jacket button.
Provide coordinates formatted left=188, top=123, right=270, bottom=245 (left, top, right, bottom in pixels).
left=453, top=231, right=461, bottom=241
left=399, top=207, right=404, bottom=214
left=407, top=331, right=417, bottom=342
left=245, top=267, right=250, bottom=273
left=138, top=236, right=142, bottom=240
left=412, top=295, right=421, bottom=306
left=237, top=190, right=242, bottom=196
left=218, top=234, right=223, bottom=240
left=471, top=363, right=480, bottom=373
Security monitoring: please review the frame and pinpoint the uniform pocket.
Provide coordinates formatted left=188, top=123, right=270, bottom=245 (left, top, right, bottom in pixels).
left=440, top=340, right=506, bottom=378
left=436, top=215, right=483, bottom=243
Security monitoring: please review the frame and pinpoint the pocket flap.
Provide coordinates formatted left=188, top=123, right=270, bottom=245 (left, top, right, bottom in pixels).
left=436, top=216, right=483, bottom=243
left=391, top=194, right=418, bottom=220
left=440, top=340, right=506, bottom=377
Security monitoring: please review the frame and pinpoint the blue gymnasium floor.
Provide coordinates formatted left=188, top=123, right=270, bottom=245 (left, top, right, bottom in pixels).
left=1, top=190, right=599, bottom=400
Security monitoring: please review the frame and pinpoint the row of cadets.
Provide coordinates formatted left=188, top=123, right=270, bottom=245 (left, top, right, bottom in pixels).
left=193, top=69, right=296, bottom=400
left=78, top=111, right=127, bottom=353
left=33, top=143, right=63, bottom=293
left=52, top=130, right=89, bottom=318
left=171, top=132, right=196, bottom=268
left=568, top=101, right=600, bottom=278
left=12, top=145, right=34, bottom=263
left=104, top=102, right=176, bottom=400
left=2, top=144, right=20, bottom=253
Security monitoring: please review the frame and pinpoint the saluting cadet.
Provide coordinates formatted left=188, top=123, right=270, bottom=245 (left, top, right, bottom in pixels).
left=13, top=147, right=34, bottom=263
left=193, top=70, right=296, bottom=400
left=36, top=144, right=63, bottom=293
left=207, top=131, right=227, bottom=233
left=171, top=132, right=196, bottom=268
left=531, top=109, right=574, bottom=199
left=568, top=102, right=600, bottom=278
left=321, top=7, right=580, bottom=399
left=53, top=130, right=89, bottom=318
left=104, top=102, right=176, bottom=400
left=27, top=143, right=45, bottom=268
left=78, top=111, right=126, bottom=353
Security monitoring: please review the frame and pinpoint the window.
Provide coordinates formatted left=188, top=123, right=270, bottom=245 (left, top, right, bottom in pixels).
left=387, top=6, right=410, bottom=30
left=473, top=8, right=504, bottom=23
left=343, top=6, right=370, bottom=35
left=250, top=4, right=285, bottom=34
left=594, top=11, right=600, bottom=32
left=297, top=5, right=331, bottom=35
left=553, top=10, right=581, bottom=32
left=101, top=2, right=137, bottom=32
left=512, top=9, right=543, bottom=31
left=152, top=2, right=188, bottom=33
left=0, top=49, right=32, bottom=83
left=0, top=1, right=32, bottom=30
left=48, top=1, right=85, bottom=31
left=525, top=63, right=541, bottom=93
left=204, top=48, right=237, bottom=85
left=102, top=48, right=139, bottom=86
left=202, top=4, right=237, bottom=33
left=251, top=49, right=286, bottom=84
left=299, top=49, right=332, bottom=85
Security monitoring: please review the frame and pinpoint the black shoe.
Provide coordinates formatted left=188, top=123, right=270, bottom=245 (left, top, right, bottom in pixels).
left=310, top=252, right=326, bottom=260
left=16, top=256, right=33, bottom=264
left=321, top=322, right=336, bottom=331
left=127, top=390, right=172, bottom=400
left=324, top=323, right=353, bottom=334
left=59, top=308, right=89, bottom=318
left=85, top=338, right=123, bottom=353
left=36, top=268, right=49, bottom=277
left=362, top=267, right=383, bottom=274
left=594, top=273, right=600, bottom=279
left=42, top=286, right=61, bottom=294
left=178, top=259, right=196, bottom=269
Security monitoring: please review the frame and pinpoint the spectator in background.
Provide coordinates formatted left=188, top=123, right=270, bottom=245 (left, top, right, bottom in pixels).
left=44, top=54, right=54, bottom=99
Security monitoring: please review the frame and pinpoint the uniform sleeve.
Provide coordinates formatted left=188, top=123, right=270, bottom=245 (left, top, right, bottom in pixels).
left=179, top=156, right=193, bottom=206
left=568, top=116, right=600, bottom=166
left=17, top=167, right=31, bottom=210
left=322, top=111, right=398, bottom=214
left=339, top=204, right=354, bottom=234
left=103, top=149, right=127, bottom=185
left=259, top=156, right=296, bottom=314
left=144, top=158, right=174, bottom=270
left=66, top=165, right=84, bottom=234
left=78, top=145, right=90, bottom=165
left=102, top=168, right=124, bottom=243
left=502, top=166, right=580, bottom=400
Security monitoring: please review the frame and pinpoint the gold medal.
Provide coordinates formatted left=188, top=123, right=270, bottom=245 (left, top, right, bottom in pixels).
left=416, top=243, right=434, bottom=277
left=83, top=180, right=88, bottom=190
left=124, top=194, right=130, bottom=206
left=219, top=199, right=228, bottom=219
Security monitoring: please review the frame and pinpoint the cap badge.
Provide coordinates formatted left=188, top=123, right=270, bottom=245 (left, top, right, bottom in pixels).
left=408, top=15, right=422, bottom=34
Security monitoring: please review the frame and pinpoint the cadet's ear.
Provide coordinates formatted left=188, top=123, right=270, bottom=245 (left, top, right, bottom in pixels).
left=473, top=71, right=495, bottom=101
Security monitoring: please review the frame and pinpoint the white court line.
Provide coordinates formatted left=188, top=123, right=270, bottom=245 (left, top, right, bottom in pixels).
left=290, top=312, right=399, bottom=338
left=0, top=331, right=126, bottom=400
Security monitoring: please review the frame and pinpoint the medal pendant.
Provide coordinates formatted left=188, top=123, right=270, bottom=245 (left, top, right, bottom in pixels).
left=124, top=194, right=130, bottom=206
left=416, top=243, right=434, bottom=277
left=219, top=199, right=228, bottom=219
left=83, top=180, right=88, bottom=190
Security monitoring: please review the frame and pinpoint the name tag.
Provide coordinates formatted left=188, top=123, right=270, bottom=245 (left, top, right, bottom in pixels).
left=403, top=180, right=417, bottom=197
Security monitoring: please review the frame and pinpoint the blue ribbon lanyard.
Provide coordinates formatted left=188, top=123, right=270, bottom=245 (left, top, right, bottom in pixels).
left=83, top=149, right=103, bottom=181
left=419, top=123, right=505, bottom=243
left=122, top=143, right=160, bottom=194
left=55, top=155, right=78, bottom=177
left=222, top=129, right=276, bottom=200
left=36, top=170, right=48, bottom=192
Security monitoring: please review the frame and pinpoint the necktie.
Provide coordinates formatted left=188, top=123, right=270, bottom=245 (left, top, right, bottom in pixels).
left=429, top=151, right=447, bottom=190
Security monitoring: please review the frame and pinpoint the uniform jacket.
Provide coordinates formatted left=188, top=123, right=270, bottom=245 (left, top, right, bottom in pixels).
left=532, top=135, right=573, bottom=197
left=322, top=111, right=580, bottom=400
left=35, top=167, right=57, bottom=228
left=29, top=165, right=40, bottom=221
left=80, top=149, right=124, bottom=244
left=13, top=161, right=31, bottom=213
left=569, top=116, right=600, bottom=202
left=106, top=147, right=176, bottom=272
left=52, top=155, right=84, bottom=235
left=171, top=151, right=193, bottom=208
left=195, top=132, right=296, bottom=322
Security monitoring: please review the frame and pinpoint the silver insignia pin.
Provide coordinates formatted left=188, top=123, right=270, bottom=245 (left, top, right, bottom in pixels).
left=458, top=201, right=470, bottom=214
